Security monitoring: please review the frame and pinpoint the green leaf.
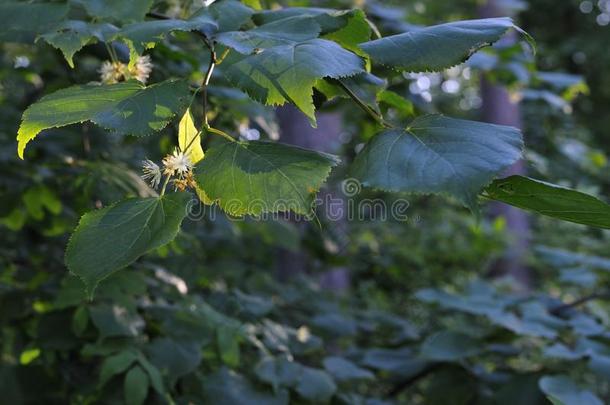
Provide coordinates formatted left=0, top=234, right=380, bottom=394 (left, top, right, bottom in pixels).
left=419, top=331, right=483, bottom=361
left=146, top=338, right=201, bottom=380
left=207, top=0, right=254, bottom=32
left=539, top=375, right=603, bottom=405
left=203, top=368, right=289, bottom=405
left=360, top=18, right=528, bottom=72
left=75, top=0, right=154, bottom=23
left=295, top=367, right=337, bottom=403
left=255, top=356, right=302, bottom=391
left=17, top=79, right=190, bottom=159
left=89, top=305, right=144, bottom=338
left=124, top=365, right=149, bottom=405
left=39, top=21, right=119, bottom=68
left=217, top=325, right=241, bottom=367
left=223, top=38, right=365, bottom=123
left=194, top=139, right=339, bottom=216
left=65, top=193, right=191, bottom=297
left=99, top=350, right=138, bottom=387
left=0, top=2, right=68, bottom=43
left=71, top=306, right=89, bottom=336
left=351, top=115, right=523, bottom=211
left=215, top=16, right=321, bottom=54
left=322, top=9, right=371, bottom=65
left=113, top=12, right=218, bottom=54
left=485, top=176, right=610, bottom=229
left=254, top=8, right=361, bottom=35
left=323, top=357, right=374, bottom=382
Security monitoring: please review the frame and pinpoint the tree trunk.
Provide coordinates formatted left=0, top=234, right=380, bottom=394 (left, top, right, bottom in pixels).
left=275, top=105, right=349, bottom=291
left=479, top=1, right=532, bottom=288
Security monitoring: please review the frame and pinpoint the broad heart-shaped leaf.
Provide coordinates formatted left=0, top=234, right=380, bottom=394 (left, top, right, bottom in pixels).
left=113, top=10, right=218, bottom=54
left=215, top=16, right=321, bottom=54
left=39, top=21, right=119, bottom=68
left=539, top=375, right=603, bottom=405
left=178, top=109, right=204, bottom=164
left=0, top=2, right=68, bottom=43
left=17, top=79, right=190, bottom=159
left=65, top=193, right=191, bottom=297
left=484, top=176, right=610, bottom=229
left=360, top=17, right=527, bottom=72
left=223, top=39, right=365, bottom=124
left=75, top=0, right=154, bottom=23
left=194, top=139, right=339, bottom=216
left=351, top=115, right=523, bottom=212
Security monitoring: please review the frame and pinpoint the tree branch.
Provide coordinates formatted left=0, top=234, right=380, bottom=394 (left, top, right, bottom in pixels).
left=550, top=291, right=610, bottom=316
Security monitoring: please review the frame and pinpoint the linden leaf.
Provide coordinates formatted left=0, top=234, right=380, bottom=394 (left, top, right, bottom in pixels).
left=65, top=193, right=191, bottom=297
left=17, top=79, right=190, bottom=159
left=194, top=139, right=339, bottom=216
left=351, top=115, right=523, bottom=212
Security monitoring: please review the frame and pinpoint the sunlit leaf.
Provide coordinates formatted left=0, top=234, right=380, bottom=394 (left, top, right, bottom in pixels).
left=17, top=79, right=190, bottom=159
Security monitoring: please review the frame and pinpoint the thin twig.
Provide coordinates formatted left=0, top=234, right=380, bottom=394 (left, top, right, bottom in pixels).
left=387, top=364, right=441, bottom=397
left=550, top=292, right=610, bottom=316
left=334, top=79, right=391, bottom=128
left=202, top=47, right=217, bottom=128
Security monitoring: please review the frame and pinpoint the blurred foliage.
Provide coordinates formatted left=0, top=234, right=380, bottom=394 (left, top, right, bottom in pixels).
left=2, top=0, right=610, bottom=404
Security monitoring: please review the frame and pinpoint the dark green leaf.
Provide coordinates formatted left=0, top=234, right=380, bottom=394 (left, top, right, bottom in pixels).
left=99, top=350, right=138, bottom=387
left=89, top=305, right=144, bottom=338
left=485, top=176, right=610, bottom=229
left=203, top=368, right=289, bottom=405
left=351, top=115, right=523, bottom=211
left=323, top=357, right=374, bottom=381
left=0, top=2, right=68, bottom=43
left=124, top=365, right=149, bottom=405
left=539, top=375, right=603, bottom=405
left=360, top=18, right=528, bottom=72
left=75, top=0, right=154, bottom=23
left=195, top=139, right=339, bottom=216
left=295, top=367, right=337, bottom=403
left=65, top=193, right=191, bottom=296
left=17, top=79, right=190, bottom=159
left=207, top=0, right=254, bottom=32
left=146, top=338, right=201, bottom=380
left=419, top=331, right=482, bottom=361
left=39, top=21, right=119, bottom=68
left=215, top=16, right=321, bottom=54
left=114, top=13, right=218, bottom=54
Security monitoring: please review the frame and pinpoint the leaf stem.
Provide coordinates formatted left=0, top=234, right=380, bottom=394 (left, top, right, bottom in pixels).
left=159, top=175, right=171, bottom=196
left=206, top=126, right=235, bottom=142
left=335, top=79, right=391, bottom=128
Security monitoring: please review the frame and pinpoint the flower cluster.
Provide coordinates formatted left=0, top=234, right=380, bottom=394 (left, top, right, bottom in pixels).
left=99, top=55, right=153, bottom=85
left=141, top=149, right=196, bottom=192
